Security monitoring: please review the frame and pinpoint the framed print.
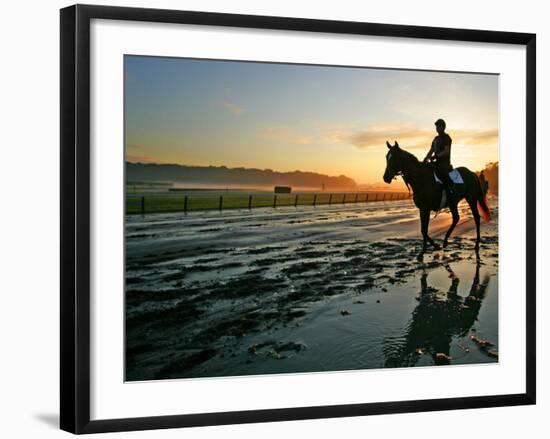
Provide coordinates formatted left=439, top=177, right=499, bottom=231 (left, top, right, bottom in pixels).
left=60, top=4, right=536, bottom=434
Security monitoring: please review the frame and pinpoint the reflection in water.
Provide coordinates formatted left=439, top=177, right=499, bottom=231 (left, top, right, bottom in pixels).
left=384, top=262, right=491, bottom=367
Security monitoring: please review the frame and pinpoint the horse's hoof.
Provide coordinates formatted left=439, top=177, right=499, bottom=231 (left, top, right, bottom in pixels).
left=442, top=240, right=448, bottom=248
left=433, top=243, right=441, bottom=250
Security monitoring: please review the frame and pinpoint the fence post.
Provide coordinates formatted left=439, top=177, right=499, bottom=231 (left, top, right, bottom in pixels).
left=184, top=195, right=188, bottom=214
left=343, top=194, right=346, bottom=205
left=354, top=193, right=358, bottom=203
left=273, top=195, right=277, bottom=208
left=141, top=196, right=145, bottom=214
left=294, top=194, right=298, bottom=207
left=366, top=193, right=369, bottom=203
left=248, top=195, right=252, bottom=210
left=313, top=194, right=317, bottom=207
left=328, top=194, right=332, bottom=205
left=219, top=195, right=223, bottom=212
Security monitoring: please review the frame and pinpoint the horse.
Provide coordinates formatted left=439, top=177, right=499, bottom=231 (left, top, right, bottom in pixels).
left=382, top=141, right=491, bottom=256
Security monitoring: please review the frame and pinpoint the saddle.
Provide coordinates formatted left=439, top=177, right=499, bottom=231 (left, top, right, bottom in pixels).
left=433, top=168, right=464, bottom=185
left=434, top=169, right=463, bottom=209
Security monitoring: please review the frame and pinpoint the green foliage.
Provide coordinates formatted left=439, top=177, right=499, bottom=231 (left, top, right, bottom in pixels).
left=480, top=162, right=498, bottom=194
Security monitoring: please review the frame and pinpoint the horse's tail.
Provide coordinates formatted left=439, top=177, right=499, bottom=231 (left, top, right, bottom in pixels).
left=475, top=173, right=491, bottom=222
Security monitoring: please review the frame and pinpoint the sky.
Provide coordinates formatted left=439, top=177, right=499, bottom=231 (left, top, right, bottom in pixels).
left=125, top=55, right=499, bottom=184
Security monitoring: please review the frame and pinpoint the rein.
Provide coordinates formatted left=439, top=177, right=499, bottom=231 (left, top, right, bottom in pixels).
left=393, top=152, right=419, bottom=195
left=399, top=171, right=412, bottom=194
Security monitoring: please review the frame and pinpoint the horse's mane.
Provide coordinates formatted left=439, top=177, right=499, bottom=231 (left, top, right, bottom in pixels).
left=395, top=147, right=422, bottom=193
left=396, top=147, right=421, bottom=166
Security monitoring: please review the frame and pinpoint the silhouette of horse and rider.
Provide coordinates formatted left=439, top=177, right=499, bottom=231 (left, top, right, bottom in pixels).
left=383, top=119, right=491, bottom=256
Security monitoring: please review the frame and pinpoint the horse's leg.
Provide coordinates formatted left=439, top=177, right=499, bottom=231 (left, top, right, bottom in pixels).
left=443, top=203, right=460, bottom=248
left=428, top=235, right=440, bottom=250
left=420, top=208, right=439, bottom=253
left=466, top=197, right=481, bottom=252
left=419, top=208, right=429, bottom=254
left=422, top=209, right=440, bottom=250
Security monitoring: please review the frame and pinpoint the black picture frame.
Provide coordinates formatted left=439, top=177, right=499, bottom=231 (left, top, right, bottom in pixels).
left=60, top=4, right=536, bottom=434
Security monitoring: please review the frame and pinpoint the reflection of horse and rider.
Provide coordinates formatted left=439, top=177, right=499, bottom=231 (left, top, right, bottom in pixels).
left=383, top=118, right=492, bottom=256
left=383, top=262, right=494, bottom=367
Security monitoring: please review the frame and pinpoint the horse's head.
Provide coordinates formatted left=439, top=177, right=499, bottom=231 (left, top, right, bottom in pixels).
left=383, top=140, right=402, bottom=184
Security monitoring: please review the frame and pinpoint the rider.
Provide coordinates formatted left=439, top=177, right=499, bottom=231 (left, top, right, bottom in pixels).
left=423, top=118, right=454, bottom=196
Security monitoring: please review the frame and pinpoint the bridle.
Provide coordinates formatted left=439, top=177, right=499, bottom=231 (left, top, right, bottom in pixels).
left=388, top=149, right=413, bottom=193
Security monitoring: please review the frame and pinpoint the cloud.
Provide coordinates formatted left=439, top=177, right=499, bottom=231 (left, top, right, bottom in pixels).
left=221, top=100, right=244, bottom=115
left=126, top=144, right=156, bottom=163
left=257, top=125, right=312, bottom=145
left=126, top=154, right=156, bottom=163
left=126, top=143, right=145, bottom=151
left=456, top=129, right=499, bottom=146
left=326, top=124, right=498, bottom=150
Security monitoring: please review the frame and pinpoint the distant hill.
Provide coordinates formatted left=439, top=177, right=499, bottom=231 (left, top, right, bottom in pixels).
left=126, top=162, right=357, bottom=189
